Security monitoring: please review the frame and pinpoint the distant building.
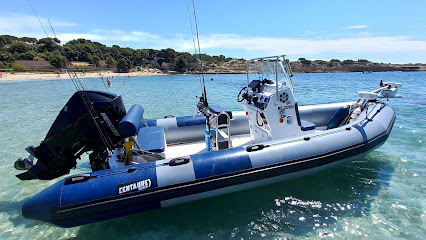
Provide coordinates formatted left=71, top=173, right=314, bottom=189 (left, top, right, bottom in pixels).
left=97, top=60, right=114, bottom=68
left=70, top=61, right=95, bottom=69
left=161, top=62, right=172, bottom=70
left=14, top=60, right=56, bottom=69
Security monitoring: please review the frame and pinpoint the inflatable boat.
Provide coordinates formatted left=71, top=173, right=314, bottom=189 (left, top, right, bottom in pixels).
left=16, top=55, right=401, bottom=227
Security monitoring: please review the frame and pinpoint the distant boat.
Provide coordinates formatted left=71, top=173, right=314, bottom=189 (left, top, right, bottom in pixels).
left=362, top=71, right=372, bottom=74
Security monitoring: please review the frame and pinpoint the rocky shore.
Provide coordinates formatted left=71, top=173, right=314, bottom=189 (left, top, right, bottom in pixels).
left=196, top=59, right=426, bottom=74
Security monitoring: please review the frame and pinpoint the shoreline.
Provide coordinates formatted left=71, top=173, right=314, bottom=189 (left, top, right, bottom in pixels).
left=1, top=69, right=425, bottom=82
left=0, top=69, right=167, bottom=82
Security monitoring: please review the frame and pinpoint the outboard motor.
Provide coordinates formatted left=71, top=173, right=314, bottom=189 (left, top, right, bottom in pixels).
left=15, top=90, right=126, bottom=180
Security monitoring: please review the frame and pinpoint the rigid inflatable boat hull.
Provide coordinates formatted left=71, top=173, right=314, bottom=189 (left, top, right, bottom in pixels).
left=22, top=103, right=395, bottom=227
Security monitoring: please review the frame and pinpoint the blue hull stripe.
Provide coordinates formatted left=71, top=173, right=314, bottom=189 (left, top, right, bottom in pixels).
left=26, top=109, right=395, bottom=228
left=61, top=161, right=159, bottom=205
left=176, top=116, right=206, bottom=127
left=191, top=147, right=252, bottom=179
left=141, top=116, right=206, bottom=128
left=47, top=118, right=393, bottom=227
left=140, top=119, right=157, bottom=127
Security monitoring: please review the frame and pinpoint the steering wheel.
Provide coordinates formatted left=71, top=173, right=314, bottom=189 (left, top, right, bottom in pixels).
left=237, top=86, right=248, bottom=102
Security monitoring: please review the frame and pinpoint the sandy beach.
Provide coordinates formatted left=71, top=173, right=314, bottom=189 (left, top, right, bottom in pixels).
left=0, top=68, right=167, bottom=82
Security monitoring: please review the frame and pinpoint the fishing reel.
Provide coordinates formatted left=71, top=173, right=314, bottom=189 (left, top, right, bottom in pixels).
left=196, top=95, right=211, bottom=117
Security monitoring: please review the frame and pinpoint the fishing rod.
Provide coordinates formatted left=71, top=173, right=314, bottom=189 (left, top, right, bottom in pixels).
left=48, top=18, right=61, bottom=44
left=186, top=4, right=204, bottom=97
left=27, top=0, right=114, bottom=152
left=191, top=0, right=208, bottom=109
left=27, top=0, right=49, bottom=38
left=189, top=0, right=211, bottom=134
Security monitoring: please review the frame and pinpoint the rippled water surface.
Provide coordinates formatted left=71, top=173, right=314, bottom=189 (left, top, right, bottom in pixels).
left=0, top=72, right=425, bottom=239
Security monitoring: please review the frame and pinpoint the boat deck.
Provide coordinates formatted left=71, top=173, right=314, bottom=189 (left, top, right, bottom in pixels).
left=165, top=134, right=253, bottom=158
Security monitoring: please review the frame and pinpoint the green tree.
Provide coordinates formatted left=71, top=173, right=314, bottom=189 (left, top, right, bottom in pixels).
left=342, top=59, right=354, bottom=64
left=50, top=54, right=67, bottom=68
left=298, top=57, right=311, bottom=65
left=19, top=51, right=37, bottom=60
left=0, top=35, right=18, bottom=45
left=19, top=37, right=38, bottom=44
left=173, top=55, right=188, bottom=73
left=0, top=52, right=13, bottom=63
left=0, top=62, right=10, bottom=69
left=92, top=55, right=100, bottom=65
left=159, top=48, right=177, bottom=63
left=9, top=41, right=28, bottom=54
left=116, top=58, right=132, bottom=73
left=33, top=56, right=45, bottom=61
left=106, top=55, right=116, bottom=66
left=37, top=37, right=61, bottom=52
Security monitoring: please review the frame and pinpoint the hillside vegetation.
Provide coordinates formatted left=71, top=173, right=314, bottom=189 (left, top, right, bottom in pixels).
left=1, top=35, right=424, bottom=73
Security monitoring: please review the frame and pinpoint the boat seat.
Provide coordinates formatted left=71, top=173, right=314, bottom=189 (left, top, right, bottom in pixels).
left=301, top=120, right=316, bottom=131
left=295, top=103, right=315, bottom=131
left=208, top=104, right=232, bottom=119
left=136, top=126, right=166, bottom=153
left=327, top=105, right=350, bottom=129
left=119, top=104, right=144, bottom=137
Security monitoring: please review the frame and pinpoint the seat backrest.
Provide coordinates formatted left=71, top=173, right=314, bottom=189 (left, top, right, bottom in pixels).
left=119, top=104, right=144, bottom=137
left=327, top=106, right=350, bottom=129
left=217, top=112, right=229, bottom=126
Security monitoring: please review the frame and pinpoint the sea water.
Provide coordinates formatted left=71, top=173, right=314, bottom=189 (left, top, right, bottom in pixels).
left=0, top=72, right=424, bottom=239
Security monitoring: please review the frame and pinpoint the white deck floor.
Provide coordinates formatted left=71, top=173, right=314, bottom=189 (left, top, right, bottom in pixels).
left=165, top=135, right=253, bottom=158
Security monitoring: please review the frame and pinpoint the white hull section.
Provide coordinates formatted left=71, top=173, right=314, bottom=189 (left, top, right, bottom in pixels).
left=161, top=151, right=369, bottom=208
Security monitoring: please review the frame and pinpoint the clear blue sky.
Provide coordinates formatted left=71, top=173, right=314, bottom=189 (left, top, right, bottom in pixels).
left=1, top=0, right=425, bottom=63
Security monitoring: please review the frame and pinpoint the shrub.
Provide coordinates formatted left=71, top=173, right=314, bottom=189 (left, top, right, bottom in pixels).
left=11, top=63, right=29, bottom=71
left=298, top=58, right=311, bottom=65
left=342, top=59, right=354, bottom=64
